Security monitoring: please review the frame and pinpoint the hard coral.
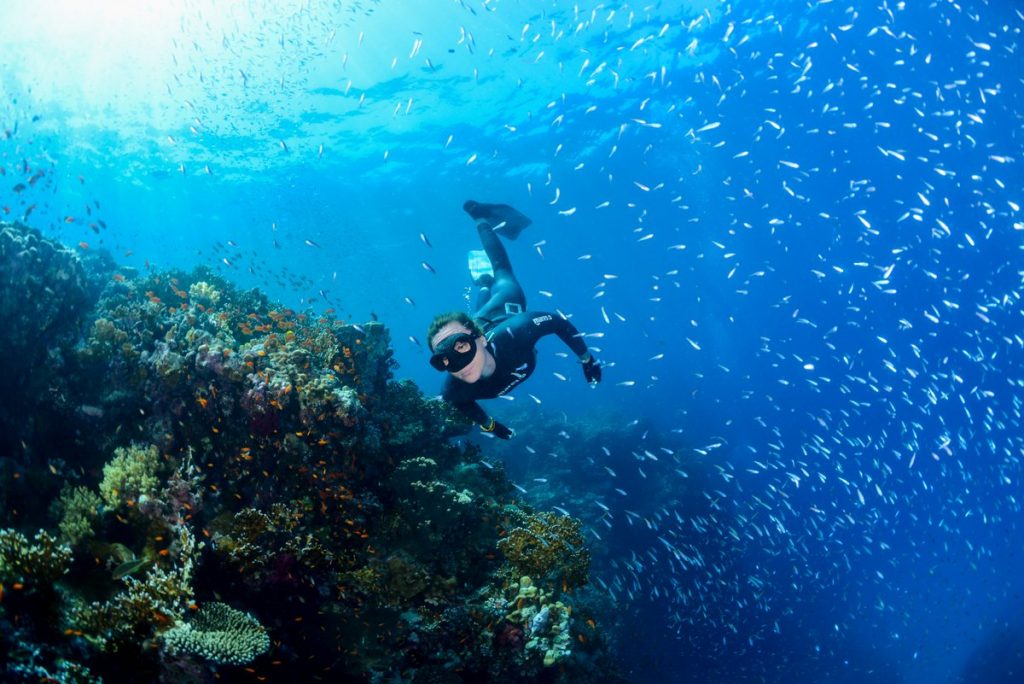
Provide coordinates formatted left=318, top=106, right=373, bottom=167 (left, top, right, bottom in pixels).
left=161, top=602, right=269, bottom=665
left=67, top=524, right=200, bottom=649
left=497, top=512, right=591, bottom=591
left=53, top=485, right=102, bottom=546
left=0, top=528, right=73, bottom=585
left=99, top=443, right=163, bottom=510
left=187, top=281, right=221, bottom=307
left=504, top=576, right=574, bottom=668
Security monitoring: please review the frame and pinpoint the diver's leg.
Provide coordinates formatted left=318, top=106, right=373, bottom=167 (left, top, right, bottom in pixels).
left=472, top=219, right=526, bottom=321
left=475, top=280, right=493, bottom=312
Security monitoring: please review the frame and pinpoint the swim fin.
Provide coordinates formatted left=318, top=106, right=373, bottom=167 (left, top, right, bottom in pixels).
left=463, top=200, right=532, bottom=240
left=467, top=250, right=494, bottom=285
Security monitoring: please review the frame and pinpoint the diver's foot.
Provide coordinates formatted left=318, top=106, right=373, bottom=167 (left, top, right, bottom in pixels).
left=463, top=200, right=532, bottom=240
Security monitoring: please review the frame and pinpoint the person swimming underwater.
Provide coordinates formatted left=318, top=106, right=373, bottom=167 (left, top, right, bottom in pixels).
left=427, top=200, right=602, bottom=439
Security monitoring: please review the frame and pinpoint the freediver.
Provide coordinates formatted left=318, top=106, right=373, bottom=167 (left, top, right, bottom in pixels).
left=427, top=201, right=603, bottom=439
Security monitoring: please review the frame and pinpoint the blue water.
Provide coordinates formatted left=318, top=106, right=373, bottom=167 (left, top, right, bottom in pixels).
left=3, top=0, right=1023, bottom=682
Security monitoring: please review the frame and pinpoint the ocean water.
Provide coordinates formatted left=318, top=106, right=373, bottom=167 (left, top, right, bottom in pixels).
left=1, top=1, right=1022, bottom=682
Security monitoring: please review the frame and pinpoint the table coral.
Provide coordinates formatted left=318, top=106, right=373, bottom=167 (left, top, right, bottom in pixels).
left=161, top=602, right=269, bottom=665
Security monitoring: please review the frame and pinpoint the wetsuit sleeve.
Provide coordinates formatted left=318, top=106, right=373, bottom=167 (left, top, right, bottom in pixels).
left=441, top=378, right=491, bottom=425
left=519, top=311, right=589, bottom=357
left=453, top=399, right=490, bottom=425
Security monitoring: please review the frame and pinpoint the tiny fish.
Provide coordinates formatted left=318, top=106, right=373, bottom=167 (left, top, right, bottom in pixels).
left=421, top=261, right=436, bottom=274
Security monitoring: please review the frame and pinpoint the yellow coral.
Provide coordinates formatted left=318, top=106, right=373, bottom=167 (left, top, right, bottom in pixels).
left=55, top=485, right=102, bottom=545
left=188, top=280, right=221, bottom=307
left=0, top=528, right=73, bottom=584
left=497, top=512, right=590, bottom=590
left=99, top=443, right=162, bottom=509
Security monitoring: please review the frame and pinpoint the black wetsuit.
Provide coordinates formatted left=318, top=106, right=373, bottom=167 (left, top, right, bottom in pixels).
left=442, top=311, right=589, bottom=424
left=441, top=217, right=589, bottom=426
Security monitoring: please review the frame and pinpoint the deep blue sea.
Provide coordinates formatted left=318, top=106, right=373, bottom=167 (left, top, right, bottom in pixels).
left=2, top=1, right=1023, bottom=682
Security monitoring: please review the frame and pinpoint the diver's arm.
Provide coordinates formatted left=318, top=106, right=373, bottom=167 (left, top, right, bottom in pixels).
left=454, top=400, right=514, bottom=439
left=454, top=399, right=490, bottom=426
left=522, top=312, right=590, bottom=358
left=522, top=311, right=602, bottom=384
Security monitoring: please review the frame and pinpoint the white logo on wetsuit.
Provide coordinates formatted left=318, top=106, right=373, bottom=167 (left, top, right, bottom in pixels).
left=531, top=315, right=552, bottom=325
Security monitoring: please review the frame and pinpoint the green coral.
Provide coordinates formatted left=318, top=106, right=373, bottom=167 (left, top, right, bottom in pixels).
left=162, top=602, right=270, bottom=665
left=0, top=528, right=73, bottom=584
left=497, top=512, right=590, bottom=590
left=54, top=485, right=102, bottom=545
left=99, top=443, right=162, bottom=509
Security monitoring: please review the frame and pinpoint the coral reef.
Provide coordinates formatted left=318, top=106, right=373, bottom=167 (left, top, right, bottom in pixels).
left=0, top=225, right=621, bottom=682
left=66, top=523, right=201, bottom=650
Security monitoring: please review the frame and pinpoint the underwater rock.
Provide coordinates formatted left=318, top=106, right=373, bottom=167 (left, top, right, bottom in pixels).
left=0, top=221, right=92, bottom=455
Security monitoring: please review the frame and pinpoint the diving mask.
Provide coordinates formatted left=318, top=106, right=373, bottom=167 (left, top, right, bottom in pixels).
left=429, top=332, right=478, bottom=372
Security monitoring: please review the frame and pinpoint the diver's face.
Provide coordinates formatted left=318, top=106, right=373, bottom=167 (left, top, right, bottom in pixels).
left=431, top=322, right=486, bottom=383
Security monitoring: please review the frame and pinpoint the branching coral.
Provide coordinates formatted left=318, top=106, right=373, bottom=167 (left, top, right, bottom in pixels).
left=66, top=524, right=200, bottom=649
left=0, top=528, right=73, bottom=585
left=53, top=485, right=102, bottom=546
left=161, top=602, right=270, bottom=665
left=497, top=512, right=590, bottom=591
left=99, top=443, right=162, bottom=510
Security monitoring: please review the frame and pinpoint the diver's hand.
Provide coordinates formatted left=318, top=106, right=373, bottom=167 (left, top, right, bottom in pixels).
left=481, top=418, right=514, bottom=439
left=581, top=354, right=602, bottom=385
